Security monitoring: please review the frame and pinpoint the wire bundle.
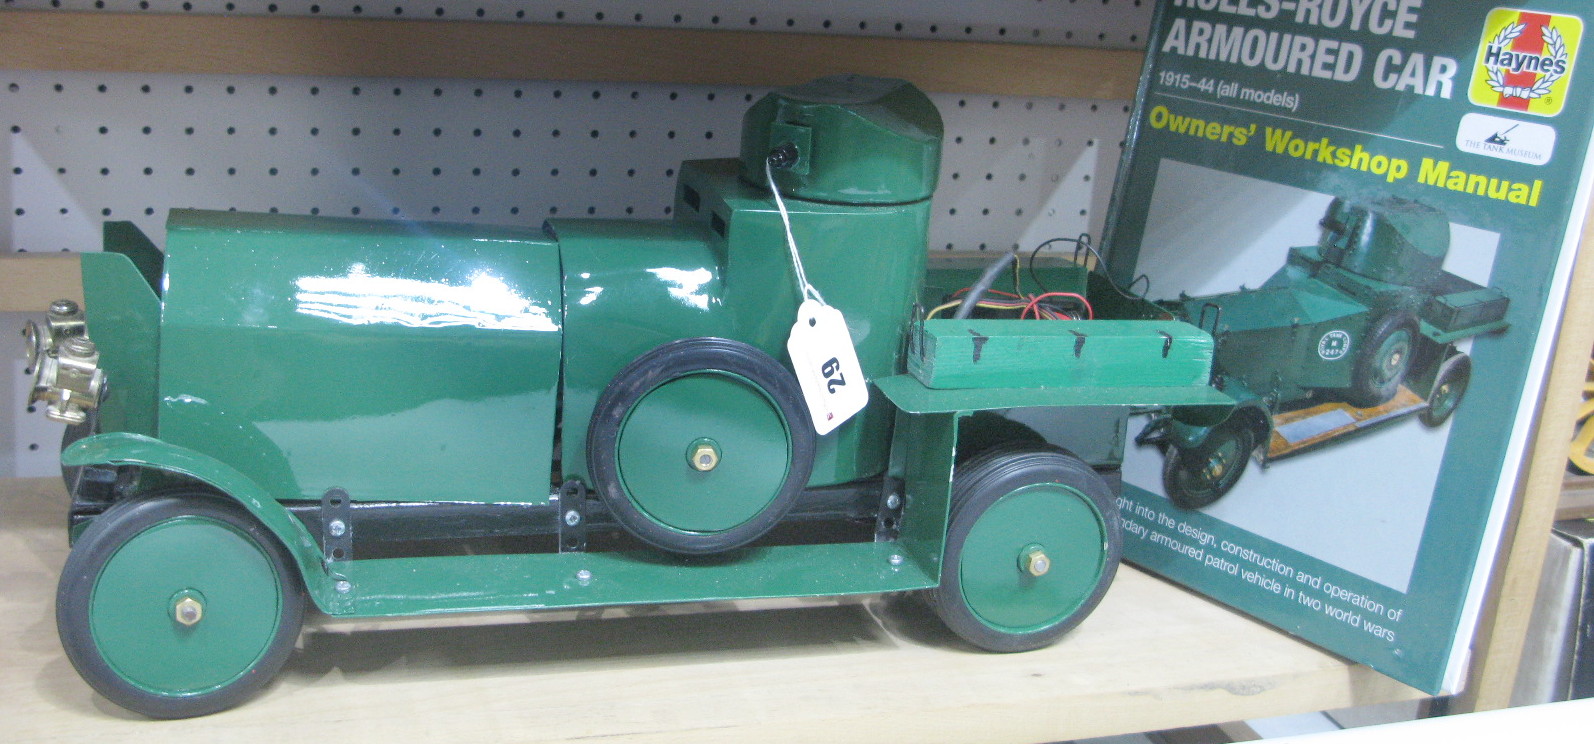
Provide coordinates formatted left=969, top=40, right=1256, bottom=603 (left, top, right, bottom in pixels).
left=926, top=288, right=1093, bottom=321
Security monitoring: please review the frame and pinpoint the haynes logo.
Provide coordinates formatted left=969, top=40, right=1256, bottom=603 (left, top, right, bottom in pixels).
left=1470, top=8, right=1582, bottom=117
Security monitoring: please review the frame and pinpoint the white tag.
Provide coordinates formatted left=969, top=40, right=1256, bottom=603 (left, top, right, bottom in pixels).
left=787, top=299, right=869, bottom=435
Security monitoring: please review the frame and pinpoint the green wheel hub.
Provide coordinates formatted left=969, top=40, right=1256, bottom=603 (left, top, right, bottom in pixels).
left=1371, top=329, right=1412, bottom=389
left=90, top=515, right=285, bottom=695
left=618, top=372, right=791, bottom=533
left=959, top=485, right=1107, bottom=633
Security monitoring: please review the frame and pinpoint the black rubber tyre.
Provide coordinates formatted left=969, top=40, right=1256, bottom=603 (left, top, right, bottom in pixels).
left=1163, top=420, right=1254, bottom=510
left=1347, top=314, right=1416, bottom=408
left=587, top=337, right=816, bottom=555
left=1420, top=355, right=1471, bottom=428
left=56, top=494, right=305, bottom=718
left=930, top=446, right=1121, bottom=653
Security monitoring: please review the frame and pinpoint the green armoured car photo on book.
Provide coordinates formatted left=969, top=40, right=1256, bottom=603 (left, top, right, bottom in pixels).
left=1136, top=173, right=1510, bottom=512
left=1120, top=159, right=1505, bottom=594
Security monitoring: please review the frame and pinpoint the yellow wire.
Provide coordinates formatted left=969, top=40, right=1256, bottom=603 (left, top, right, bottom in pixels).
left=925, top=299, right=1039, bottom=320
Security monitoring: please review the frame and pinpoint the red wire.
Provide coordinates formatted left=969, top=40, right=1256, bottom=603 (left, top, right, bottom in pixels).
left=1024, top=292, right=1094, bottom=320
left=949, top=287, right=1094, bottom=321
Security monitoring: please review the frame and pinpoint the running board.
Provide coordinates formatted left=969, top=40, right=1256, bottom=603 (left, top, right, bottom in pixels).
left=1267, top=386, right=1427, bottom=460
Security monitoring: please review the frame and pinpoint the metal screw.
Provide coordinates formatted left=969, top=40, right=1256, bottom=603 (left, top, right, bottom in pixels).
left=61, top=336, right=96, bottom=356
left=173, top=596, right=204, bottom=626
left=49, top=299, right=80, bottom=317
left=575, top=569, right=593, bottom=583
left=888, top=554, right=905, bottom=566
left=564, top=510, right=581, bottom=527
left=335, top=580, right=352, bottom=594
left=327, top=519, right=347, bottom=537
left=1023, top=547, right=1052, bottom=577
left=885, top=492, right=902, bottom=510
left=688, top=439, right=720, bottom=472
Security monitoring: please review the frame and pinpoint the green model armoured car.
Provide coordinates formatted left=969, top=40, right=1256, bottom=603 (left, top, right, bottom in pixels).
left=21, top=75, right=1230, bottom=718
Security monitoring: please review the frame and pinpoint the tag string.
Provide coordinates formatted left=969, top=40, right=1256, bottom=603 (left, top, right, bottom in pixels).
left=765, top=158, right=826, bottom=306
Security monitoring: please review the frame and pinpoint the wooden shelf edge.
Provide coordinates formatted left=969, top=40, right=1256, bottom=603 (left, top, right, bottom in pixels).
left=0, top=254, right=83, bottom=312
left=1458, top=197, right=1594, bottom=711
left=0, top=10, right=1144, bottom=99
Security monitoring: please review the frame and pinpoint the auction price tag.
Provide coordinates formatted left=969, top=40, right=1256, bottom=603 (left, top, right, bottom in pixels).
left=787, top=299, right=868, bottom=435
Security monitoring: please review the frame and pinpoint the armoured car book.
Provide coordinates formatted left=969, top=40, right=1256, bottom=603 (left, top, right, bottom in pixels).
left=1105, top=0, right=1594, bottom=693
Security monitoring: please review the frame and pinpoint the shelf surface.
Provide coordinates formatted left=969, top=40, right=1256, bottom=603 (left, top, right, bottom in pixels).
left=0, top=476, right=1423, bottom=742
left=0, top=10, right=1143, bottom=99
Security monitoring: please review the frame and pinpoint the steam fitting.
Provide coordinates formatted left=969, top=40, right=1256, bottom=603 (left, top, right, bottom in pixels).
left=23, top=299, right=104, bottom=425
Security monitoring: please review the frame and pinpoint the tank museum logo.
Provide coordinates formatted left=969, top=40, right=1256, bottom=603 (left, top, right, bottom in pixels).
left=1318, top=330, right=1351, bottom=361
left=1469, top=8, right=1583, bottom=117
left=1456, top=112, right=1557, bottom=165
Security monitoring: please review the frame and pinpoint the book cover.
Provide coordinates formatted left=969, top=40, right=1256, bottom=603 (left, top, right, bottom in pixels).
left=1104, top=0, right=1594, bottom=693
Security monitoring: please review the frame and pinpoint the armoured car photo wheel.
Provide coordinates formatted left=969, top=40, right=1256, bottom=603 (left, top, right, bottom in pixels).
left=588, top=337, right=816, bottom=555
left=1420, top=355, right=1471, bottom=428
left=1162, top=421, right=1254, bottom=510
left=931, top=447, right=1121, bottom=653
left=1348, top=315, right=1415, bottom=408
left=56, top=494, right=305, bottom=719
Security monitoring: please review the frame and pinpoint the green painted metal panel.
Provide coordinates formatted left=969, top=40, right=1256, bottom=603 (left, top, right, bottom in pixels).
left=908, top=319, right=1214, bottom=390
left=334, top=541, right=936, bottom=618
left=60, top=432, right=340, bottom=613
left=555, top=218, right=733, bottom=485
left=875, top=374, right=1236, bottom=416
left=81, top=251, right=161, bottom=437
left=102, top=221, right=164, bottom=296
left=892, top=411, right=958, bottom=576
left=156, top=209, right=562, bottom=504
left=739, top=75, right=943, bottom=205
left=559, top=159, right=929, bottom=489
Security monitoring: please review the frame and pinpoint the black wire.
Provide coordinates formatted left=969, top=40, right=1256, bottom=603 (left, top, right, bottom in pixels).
left=1026, top=232, right=1156, bottom=306
left=1027, top=235, right=1086, bottom=294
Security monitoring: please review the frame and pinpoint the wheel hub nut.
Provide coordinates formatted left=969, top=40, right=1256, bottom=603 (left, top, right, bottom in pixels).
left=173, top=595, right=204, bottom=627
left=687, top=438, right=721, bottom=472
left=1022, top=546, right=1051, bottom=577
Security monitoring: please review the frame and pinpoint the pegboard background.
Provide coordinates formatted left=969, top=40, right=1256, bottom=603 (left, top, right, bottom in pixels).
left=1, top=68, right=1131, bottom=477
left=0, top=0, right=1155, bottom=48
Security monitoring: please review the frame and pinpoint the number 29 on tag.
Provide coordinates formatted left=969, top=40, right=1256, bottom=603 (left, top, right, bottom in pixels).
left=787, top=299, right=869, bottom=435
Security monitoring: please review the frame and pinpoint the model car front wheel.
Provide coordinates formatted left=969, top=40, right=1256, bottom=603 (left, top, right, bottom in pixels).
left=56, top=493, right=305, bottom=718
left=1163, top=420, right=1254, bottom=510
left=1348, top=314, right=1415, bottom=408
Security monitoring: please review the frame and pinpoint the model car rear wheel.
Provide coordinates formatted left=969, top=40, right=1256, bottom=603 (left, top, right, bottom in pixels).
left=1420, top=355, right=1471, bottom=427
left=56, top=493, right=304, bottom=718
left=588, top=337, right=816, bottom=555
left=931, top=447, right=1120, bottom=653
left=1163, top=420, right=1254, bottom=510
